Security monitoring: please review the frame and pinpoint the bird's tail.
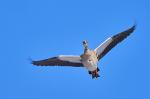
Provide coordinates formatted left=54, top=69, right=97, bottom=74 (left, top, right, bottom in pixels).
left=89, top=68, right=100, bottom=79
left=92, top=73, right=100, bottom=79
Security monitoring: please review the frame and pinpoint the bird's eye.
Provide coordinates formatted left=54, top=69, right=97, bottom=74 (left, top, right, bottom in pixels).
left=88, top=60, right=91, bottom=62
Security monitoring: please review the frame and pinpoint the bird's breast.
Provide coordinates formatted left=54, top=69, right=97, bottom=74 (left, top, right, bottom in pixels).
left=81, top=57, right=98, bottom=71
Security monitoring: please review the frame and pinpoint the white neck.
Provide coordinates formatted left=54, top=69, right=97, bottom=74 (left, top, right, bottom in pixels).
left=83, top=43, right=89, bottom=53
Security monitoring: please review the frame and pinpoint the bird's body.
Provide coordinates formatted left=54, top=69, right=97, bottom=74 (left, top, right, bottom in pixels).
left=81, top=50, right=98, bottom=71
left=80, top=49, right=99, bottom=78
left=32, top=24, right=136, bottom=79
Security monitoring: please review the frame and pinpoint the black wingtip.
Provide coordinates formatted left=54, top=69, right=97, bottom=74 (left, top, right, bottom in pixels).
left=31, top=60, right=40, bottom=66
left=128, top=23, right=137, bottom=33
left=123, top=23, right=137, bottom=36
left=130, top=20, right=137, bottom=32
left=28, top=57, right=39, bottom=66
left=132, top=23, right=137, bottom=30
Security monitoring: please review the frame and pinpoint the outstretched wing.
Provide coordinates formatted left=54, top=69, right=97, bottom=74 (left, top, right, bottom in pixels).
left=94, top=24, right=136, bottom=61
left=32, top=55, right=83, bottom=67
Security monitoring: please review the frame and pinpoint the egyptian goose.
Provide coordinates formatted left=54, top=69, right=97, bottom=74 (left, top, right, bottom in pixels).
left=32, top=24, right=136, bottom=79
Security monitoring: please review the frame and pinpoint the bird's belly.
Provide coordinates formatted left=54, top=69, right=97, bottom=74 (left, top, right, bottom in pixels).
left=82, top=61, right=97, bottom=71
left=86, top=65, right=97, bottom=71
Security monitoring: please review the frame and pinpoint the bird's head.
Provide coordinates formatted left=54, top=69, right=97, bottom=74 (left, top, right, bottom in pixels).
left=82, top=40, right=88, bottom=48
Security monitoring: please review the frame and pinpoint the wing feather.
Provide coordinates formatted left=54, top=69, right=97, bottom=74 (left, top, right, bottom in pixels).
left=95, top=24, right=136, bottom=60
left=32, top=55, right=83, bottom=67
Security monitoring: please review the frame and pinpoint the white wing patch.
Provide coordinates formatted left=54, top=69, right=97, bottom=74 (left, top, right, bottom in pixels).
left=58, top=55, right=82, bottom=63
left=94, top=37, right=113, bottom=56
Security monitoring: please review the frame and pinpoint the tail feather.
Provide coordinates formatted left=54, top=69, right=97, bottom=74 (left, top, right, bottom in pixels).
left=92, top=73, right=100, bottom=79
left=90, top=68, right=100, bottom=79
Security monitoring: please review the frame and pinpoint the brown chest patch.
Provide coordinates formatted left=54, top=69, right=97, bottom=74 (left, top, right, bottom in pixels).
left=80, top=51, right=97, bottom=60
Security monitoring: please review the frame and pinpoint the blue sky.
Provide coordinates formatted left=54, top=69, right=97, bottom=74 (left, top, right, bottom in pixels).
left=0, top=0, right=150, bottom=99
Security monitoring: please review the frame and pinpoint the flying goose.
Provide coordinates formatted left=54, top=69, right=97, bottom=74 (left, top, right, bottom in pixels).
left=32, top=24, right=136, bottom=79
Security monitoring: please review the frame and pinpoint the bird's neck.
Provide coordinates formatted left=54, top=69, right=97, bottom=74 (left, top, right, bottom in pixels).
left=84, top=46, right=90, bottom=54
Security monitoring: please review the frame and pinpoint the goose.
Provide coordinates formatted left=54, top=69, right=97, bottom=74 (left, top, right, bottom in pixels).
left=32, top=24, right=136, bottom=79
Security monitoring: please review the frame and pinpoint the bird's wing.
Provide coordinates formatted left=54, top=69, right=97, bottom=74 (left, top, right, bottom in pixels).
left=32, top=55, right=83, bottom=67
left=94, top=24, right=136, bottom=61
